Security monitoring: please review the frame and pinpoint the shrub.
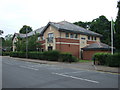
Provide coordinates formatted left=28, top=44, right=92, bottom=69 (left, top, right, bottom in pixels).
left=107, top=53, right=120, bottom=67
left=2, top=52, right=10, bottom=56
left=59, top=52, right=78, bottom=62
left=43, top=50, right=60, bottom=61
left=93, top=52, right=120, bottom=67
left=10, top=52, right=19, bottom=57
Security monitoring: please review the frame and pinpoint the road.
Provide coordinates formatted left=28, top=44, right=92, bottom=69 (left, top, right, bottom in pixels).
left=2, top=56, right=119, bottom=88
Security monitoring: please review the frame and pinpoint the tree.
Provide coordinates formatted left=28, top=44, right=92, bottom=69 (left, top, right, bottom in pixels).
left=90, top=15, right=111, bottom=45
left=2, top=34, right=13, bottom=51
left=0, top=30, right=3, bottom=35
left=114, top=1, right=120, bottom=51
left=74, top=15, right=111, bottom=45
left=19, top=25, right=32, bottom=34
left=15, top=34, right=41, bottom=52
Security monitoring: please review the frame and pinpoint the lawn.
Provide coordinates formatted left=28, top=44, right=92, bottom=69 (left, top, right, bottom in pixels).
left=79, top=60, right=93, bottom=63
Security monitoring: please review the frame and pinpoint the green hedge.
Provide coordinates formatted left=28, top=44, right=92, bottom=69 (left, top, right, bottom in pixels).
left=10, top=51, right=78, bottom=62
left=93, top=53, right=120, bottom=67
left=2, top=52, right=10, bottom=56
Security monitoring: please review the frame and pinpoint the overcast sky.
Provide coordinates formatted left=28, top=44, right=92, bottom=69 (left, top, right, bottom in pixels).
left=0, top=0, right=119, bottom=37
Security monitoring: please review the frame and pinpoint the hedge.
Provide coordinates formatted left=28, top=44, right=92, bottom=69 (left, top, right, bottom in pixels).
left=10, top=51, right=78, bottom=62
left=2, top=52, right=10, bottom=56
left=93, top=53, right=120, bottom=67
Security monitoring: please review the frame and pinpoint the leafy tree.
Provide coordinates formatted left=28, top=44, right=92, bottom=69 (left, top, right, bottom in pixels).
left=90, top=15, right=111, bottom=45
left=0, top=30, right=3, bottom=35
left=15, top=34, right=41, bottom=52
left=74, top=15, right=111, bottom=45
left=19, top=25, right=32, bottom=34
left=2, top=34, right=13, bottom=51
left=115, top=1, right=120, bottom=51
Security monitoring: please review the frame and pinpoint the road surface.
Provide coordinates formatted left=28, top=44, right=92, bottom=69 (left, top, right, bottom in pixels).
left=2, top=56, right=119, bottom=88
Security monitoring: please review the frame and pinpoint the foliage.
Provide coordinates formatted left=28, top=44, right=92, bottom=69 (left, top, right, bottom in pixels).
left=59, top=52, right=78, bottom=62
left=10, top=51, right=78, bottom=62
left=93, top=53, right=120, bottom=67
left=2, top=34, right=13, bottom=51
left=15, top=34, right=41, bottom=52
left=73, top=15, right=111, bottom=45
left=2, top=52, right=10, bottom=56
left=0, top=30, right=3, bottom=35
left=114, top=1, right=120, bottom=51
left=19, top=25, right=32, bottom=34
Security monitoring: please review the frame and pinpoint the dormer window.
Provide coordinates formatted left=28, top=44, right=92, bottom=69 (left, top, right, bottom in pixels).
left=70, top=33, right=74, bottom=38
left=75, top=34, right=78, bottom=38
left=88, top=36, right=90, bottom=40
left=66, top=33, right=69, bottom=38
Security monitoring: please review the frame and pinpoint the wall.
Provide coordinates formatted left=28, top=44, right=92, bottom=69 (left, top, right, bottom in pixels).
left=82, top=50, right=111, bottom=60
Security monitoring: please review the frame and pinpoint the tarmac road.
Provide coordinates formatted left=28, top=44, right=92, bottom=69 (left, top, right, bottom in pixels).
left=2, top=56, right=119, bottom=88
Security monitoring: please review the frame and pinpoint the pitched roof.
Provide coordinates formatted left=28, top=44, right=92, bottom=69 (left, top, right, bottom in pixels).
left=41, top=21, right=102, bottom=37
left=13, top=26, right=45, bottom=39
left=82, top=42, right=111, bottom=50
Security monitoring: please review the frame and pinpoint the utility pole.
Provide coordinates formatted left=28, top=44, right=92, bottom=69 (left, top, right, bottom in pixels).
left=111, top=18, right=113, bottom=55
left=26, top=28, right=28, bottom=58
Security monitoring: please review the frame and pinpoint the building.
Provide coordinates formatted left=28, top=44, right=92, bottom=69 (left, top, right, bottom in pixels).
left=12, top=21, right=111, bottom=60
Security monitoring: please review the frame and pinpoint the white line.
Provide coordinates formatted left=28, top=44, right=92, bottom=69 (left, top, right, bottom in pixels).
left=20, top=66, right=39, bottom=71
left=61, top=71, right=85, bottom=74
left=52, top=73, right=99, bottom=83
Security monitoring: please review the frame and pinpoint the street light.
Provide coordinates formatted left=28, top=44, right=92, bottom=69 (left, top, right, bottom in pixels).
left=26, top=28, right=28, bottom=58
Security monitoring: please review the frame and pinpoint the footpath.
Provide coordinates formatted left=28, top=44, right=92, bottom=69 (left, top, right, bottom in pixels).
left=6, top=56, right=120, bottom=74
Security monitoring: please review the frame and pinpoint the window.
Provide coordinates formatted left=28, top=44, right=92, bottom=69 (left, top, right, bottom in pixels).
left=94, top=37, right=97, bottom=40
left=88, top=36, right=90, bottom=40
left=91, top=36, right=94, bottom=40
left=48, top=33, right=54, bottom=43
left=75, top=34, right=78, bottom=38
left=81, top=37, right=86, bottom=40
left=70, top=33, right=74, bottom=38
left=48, top=33, right=54, bottom=38
left=66, top=33, right=69, bottom=38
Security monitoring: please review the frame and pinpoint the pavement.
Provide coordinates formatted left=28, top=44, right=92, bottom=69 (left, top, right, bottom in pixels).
left=6, top=56, right=119, bottom=74
left=2, top=56, right=119, bottom=88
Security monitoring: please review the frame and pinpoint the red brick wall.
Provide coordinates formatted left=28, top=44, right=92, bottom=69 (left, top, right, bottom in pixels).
left=56, top=38, right=79, bottom=43
left=39, top=40, right=45, bottom=44
left=87, top=41, right=97, bottom=44
left=82, top=50, right=111, bottom=60
left=56, top=44, right=80, bottom=58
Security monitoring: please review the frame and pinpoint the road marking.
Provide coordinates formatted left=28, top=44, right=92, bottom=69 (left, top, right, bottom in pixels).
left=60, top=71, right=85, bottom=74
left=20, top=66, right=39, bottom=71
left=52, top=72, right=99, bottom=84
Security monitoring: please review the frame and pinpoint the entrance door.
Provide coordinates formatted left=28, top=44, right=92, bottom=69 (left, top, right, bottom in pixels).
left=48, top=46, right=53, bottom=51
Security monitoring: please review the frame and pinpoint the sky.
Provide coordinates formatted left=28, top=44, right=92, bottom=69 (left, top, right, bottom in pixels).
left=0, top=0, right=119, bottom=37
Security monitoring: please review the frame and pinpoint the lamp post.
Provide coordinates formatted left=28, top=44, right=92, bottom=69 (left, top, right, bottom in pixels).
left=26, top=28, right=28, bottom=58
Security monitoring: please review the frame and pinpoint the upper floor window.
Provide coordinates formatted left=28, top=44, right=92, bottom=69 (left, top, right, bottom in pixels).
left=66, top=33, right=69, bottom=38
left=81, top=37, right=86, bottom=40
left=74, top=34, right=78, bottom=38
left=48, top=33, right=54, bottom=38
left=88, top=36, right=90, bottom=40
left=91, top=36, right=94, bottom=40
left=94, top=37, right=97, bottom=40
left=70, top=33, right=74, bottom=38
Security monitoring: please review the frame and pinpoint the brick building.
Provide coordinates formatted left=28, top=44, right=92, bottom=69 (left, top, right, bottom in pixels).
left=13, top=21, right=111, bottom=60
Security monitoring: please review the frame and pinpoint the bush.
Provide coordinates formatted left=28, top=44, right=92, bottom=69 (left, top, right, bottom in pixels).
left=10, top=52, right=19, bottom=57
left=59, top=52, right=78, bottom=62
left=10, top=51, right=78, bottom=62
left=2, top=52, right=10, bottom=56
left=107, top=53, right=120, bottom=67
left=93, top=52, right=120, bottom=67
left=43, top=50, right=60, bottom=61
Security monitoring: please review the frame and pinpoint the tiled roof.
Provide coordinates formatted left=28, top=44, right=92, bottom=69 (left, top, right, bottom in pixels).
left=41, top=21, right=102, bottom=37
left=82, top=42, right=111, bottom=50
left=13, top=26, right=44, bottom=38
